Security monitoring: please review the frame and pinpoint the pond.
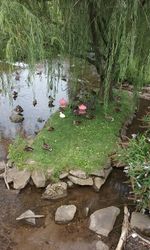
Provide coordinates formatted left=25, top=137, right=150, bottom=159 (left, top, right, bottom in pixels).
left=0, top=61, right=69, bottom=139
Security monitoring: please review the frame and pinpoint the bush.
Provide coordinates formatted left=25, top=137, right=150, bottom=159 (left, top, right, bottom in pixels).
left=120, top=135, right=150, bottom=211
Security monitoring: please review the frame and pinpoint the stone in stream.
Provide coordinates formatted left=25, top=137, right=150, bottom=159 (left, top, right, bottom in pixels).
left=96, top=241, right=109, bottom=250
left=67, top=180, right=74, bottom=188
left=130, top=212, right=150, bottom=236
left=13, top=169, right=31, bottom=189
left=16, top=210, right=36, bottom=225
left=68, top=175, right=93, bottom=186
left=55, top=205, right=77, bottom=224
left=31, top=169, right=46, bottom=188
left=59, top=172, right=68, bottom=180
left=89, top=206, right=120, bottom=236
left=42, top=182, right=67, bottom=200
left=9, top=111, right=24, bottom=123
left=69, top=170, right=87, bottom=179
left=93, top=177, right=105, bottom=192
left=16, top=210, right=44, bottom=225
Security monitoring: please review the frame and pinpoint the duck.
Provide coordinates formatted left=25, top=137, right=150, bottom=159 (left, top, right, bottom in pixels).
left=33, top=99, right=37, bottom=107
left=12, top=91, right=18, bottom=99
left=48, top=100, right=55, bottom=108
left=14, top=105, right=24, bottom=113
left=47, top=126, right=55, bottom=131
left=15, top=72, right=20, bottom=81
left=24, top=145, right=34, bottom=152
left=42, top=140, right=53, bottom=151
left=59, top=112, right=65, bottom=118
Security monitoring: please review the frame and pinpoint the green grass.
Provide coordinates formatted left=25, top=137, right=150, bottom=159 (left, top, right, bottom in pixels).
left=8, top=91, right=133, bottom=178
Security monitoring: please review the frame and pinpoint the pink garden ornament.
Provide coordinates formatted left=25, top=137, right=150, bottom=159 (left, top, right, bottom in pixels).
left=59, top=98, right=68, bottom=108
left=78, top=104, right=87, bottom=115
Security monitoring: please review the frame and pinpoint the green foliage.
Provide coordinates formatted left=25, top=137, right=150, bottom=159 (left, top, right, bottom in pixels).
left=8, top=136, right=28, bottom=168
left=120, top=135, right=150, bottom=211
left=8, top=91, right=133, bottom=178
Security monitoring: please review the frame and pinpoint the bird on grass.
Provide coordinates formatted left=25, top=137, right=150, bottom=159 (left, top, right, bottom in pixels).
left=24, top=145, right=34, bottom=152
left=47, top=126, right=55, bottom=131
left=42, top=139, right=53, bottom=152
left=59, top=112, right=65, bottom=118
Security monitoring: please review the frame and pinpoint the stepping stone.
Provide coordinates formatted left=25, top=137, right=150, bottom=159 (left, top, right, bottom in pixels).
left=130, top=212, right=150, bottom=236
left=68, top=175, right=93, bottom=186
left=89, top=206, right=120, bottom=236
left=31, top=169, right=46, bottom=188
left=16, top=210, right=44, bottom=225
left=13, top=169, right=31, bottom=189
left=42, top=182, right=67, bottom=200
left=96, top=241, right=109, bottom=250
left=55, top=205, right=77, bottom=224
left=93, top=177, right=105, bottom=192
left=69, top=170, right=87, bottom=179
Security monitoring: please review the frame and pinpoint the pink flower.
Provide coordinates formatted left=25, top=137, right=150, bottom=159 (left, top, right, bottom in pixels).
left=78, top=104, right=87, bottom=115
left=59, top=98, right=68, bottom=108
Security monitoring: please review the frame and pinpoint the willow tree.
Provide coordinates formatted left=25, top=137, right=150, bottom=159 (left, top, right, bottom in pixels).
left=0, top=0, right=150, bottom=107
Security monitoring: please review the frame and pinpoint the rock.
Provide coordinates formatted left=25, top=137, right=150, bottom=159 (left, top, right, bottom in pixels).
left=96, top=241, right=109, bottom=250
left=6, top=167, right=18, bottom=183
left=104, top=167, right=112, bottom=179
left=13, top=169, right=31, bottom=189
left=42, top=182, right=67, bottom=200
left=130, top=212, right=150, bottom=236
left=31, top=169, right=46, bottom=188
left=7, top=160, right=14, bottom=168
left=16, top=210, right=36, bottom=225
left=59, top=172, right=68, bottom=180
left=89, top=206, right=120, bottom=236
left=90, top=169, right=105, bottom=178
left=10, top=111, right=24, bottom=123
left=55, top=205, right=77, bottom=224
left=69, top=170, right=87, bottom=179
left=16, top=209, right=44, bottom=225
left=67, top=180, right=74, bottom=188
left=93, top=177, right=105, bottom=192
left=68, top=175, right=93, bottom=186
left=0, top=161, right=5, bottom=173
left=83, top=207, right=90, bottom=217
left=46, top=168, right=53, bottom=179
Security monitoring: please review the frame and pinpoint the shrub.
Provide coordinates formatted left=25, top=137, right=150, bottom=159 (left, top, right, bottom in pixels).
left=120, top=134, right=150, bottom=211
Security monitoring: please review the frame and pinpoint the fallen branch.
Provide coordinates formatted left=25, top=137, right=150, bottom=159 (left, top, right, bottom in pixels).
left=115, top=205, right=129, bottom=250
left=132, top=231, right=150, bottom=246
left=3, top=163, right=10, bottom=190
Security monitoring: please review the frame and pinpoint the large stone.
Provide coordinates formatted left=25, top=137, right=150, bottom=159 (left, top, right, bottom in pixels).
left=55, top=205, right=77, bottom=224
left=93, top=177, right=105, bottom=192
left=89, top=206, right=120, bottom=236
left=6, top=167, right=19, bottom=183
left=130, top=212, right=150, bottom=236
left=10, top=111, right=24, bottom=123
left=69, top=170, right=87, bottom=179
left=68, top=175, right=93, bottom=186
left=31, top=169, right=46, bottom=188
left=96, top=241, right=109, bottom=250
left=42, top=182, right=67, bottom=200
left=13, top=169, right=31, bottom=189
